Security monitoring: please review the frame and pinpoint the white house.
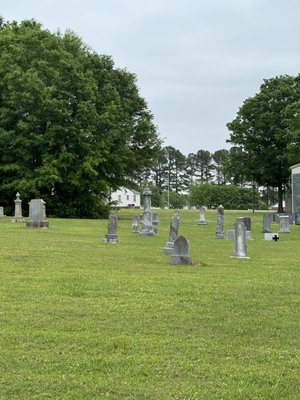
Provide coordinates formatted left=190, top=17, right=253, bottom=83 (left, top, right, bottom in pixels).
left=110, top=187, right=141, bottom=208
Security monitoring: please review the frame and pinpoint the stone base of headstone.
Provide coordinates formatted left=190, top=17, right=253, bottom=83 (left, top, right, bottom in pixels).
left=26, top=220, right=49, bottom=229
left=230, top=255, right=250, bottom=260
left=12, top=217, right=24, bottom=223
left=264, top=232, right=279, bottom=241
left=102, top=234, right=118, bottom=243
left=215, top=232, right=225, bottom=239
left=163, top=242, right=174, bottom=255
left=198, top=221, right=208, bottom=225
left=140, top=226, right=156, bottom=236
left=170, top=255, right=192, bottom=265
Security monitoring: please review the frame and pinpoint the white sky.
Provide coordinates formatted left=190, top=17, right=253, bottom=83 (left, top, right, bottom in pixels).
left=2, top=0, right=300, bottom=155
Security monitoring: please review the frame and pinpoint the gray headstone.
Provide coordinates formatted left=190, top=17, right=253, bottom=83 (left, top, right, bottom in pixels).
left=262, top=213, right=272, bottom=233
left=152, top=212, right=160, bottom=225
left=241, top=217, right=251, bottom=231
left=215, top=205, right=225, bottom=239
left=163, top=214, right=179, bottom=254
left=227, top=229, right=252, bottom=240
left=103, top=214, right=118, bottom=243
left=295, top=211, right=300, bottom=225
left=0, top=206, right=5, bottom=218
left=131, top=215, right=139, bottom=233
left=26, top=199, right=49, bottom=228
left=140, top=188, right=156, bottom=236
left=170, top=236, right=192, bottom=265
left=231, top=218, right=250, bottom=259
left=198, top=207, right=208, bottom=225
left=279, top=215, right=290, bottom=233
left=12, top=192, right=24, bottom=223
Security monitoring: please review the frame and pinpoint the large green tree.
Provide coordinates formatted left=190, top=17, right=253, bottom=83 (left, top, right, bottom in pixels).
left=0, top=19, right=160, bottom=217
left=227, top=75, right=299, bottom=212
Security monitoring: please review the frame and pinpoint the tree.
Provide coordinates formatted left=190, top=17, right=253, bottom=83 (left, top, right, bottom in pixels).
left=212, top=149, right=230, bottom=184
left=193, top=150, right=213, bottom=183
left=227, top=75, right=299, bottom=212
left=164, top=146, right=187, bottom=193
left=0, top=19, right=161, bottom=217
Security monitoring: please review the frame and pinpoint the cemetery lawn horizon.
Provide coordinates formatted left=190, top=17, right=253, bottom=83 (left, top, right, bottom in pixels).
left=0, top=209, right=299, bottom=399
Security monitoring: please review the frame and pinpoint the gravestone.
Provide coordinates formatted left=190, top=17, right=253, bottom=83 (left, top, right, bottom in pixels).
left=291, top=163, right=300, bottom=213
left=152, top=213, right=160, bottom=225
left=215, top=205, right=225, bottom=239
left=103, top=214, right=118, bottom=243
left=227, top=229, right=251, bottom=240
left=241, top=217, right=251, bottom=231
left=295, top=211, right=300, bottom=225
left=12, top=192, right=24, bottom=223
left=132, top=215, right=139, bottom=233
left=262, top=213, right=272, bottom=233
left=231, top=218, right=250, bottom=259
left=279, top=215, right=290, bottom=233
left=170, top=236, right=192, bottom=265
left=264, top=232, right=279, bottom=241
left=163, top=214, right=179, bottom=254
left=198, top=207, right=208, bottom=225
left=0, top=207, right=5, bottom=218
left=26, top=199, right=49, bottom=228
left=140, top=187, right=156, bottom=236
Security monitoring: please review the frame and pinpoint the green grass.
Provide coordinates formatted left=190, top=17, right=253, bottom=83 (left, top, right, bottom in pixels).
left=0, top=209, right=299, bottom=399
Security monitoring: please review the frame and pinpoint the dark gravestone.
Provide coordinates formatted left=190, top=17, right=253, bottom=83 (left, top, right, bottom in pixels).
left=103, top=214, right=118, bottom=243
left=215, top=205, right=225, bottom=239
left=170, top=236, right=192, bottom=265
left=241, top=217, right=251, bottom=231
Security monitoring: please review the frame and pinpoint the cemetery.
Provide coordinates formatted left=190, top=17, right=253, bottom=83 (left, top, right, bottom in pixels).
left=0, top=205, right=299, bottom=399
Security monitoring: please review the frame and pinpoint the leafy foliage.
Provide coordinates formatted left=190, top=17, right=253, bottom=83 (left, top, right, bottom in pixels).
left=227, top=75, right=300, bottom=212
left=0, top=19, right=160, bottom=217
left=189, top=182, right=260, bottom=210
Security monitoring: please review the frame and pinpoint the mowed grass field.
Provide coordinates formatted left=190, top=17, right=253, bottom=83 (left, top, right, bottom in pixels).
left=0, top=209, right=299, bottom=399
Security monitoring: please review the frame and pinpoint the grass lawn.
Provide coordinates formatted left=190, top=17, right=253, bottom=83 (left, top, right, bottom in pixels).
left=0, top=209, right=299, bottom=399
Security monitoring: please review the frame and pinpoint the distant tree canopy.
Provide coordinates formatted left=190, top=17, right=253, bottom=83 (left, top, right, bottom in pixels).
left=227, top=75, right=300, bottom=212
left=0, top=18, right=161, bottom=217
left=189, top=183, right=260, bottom=210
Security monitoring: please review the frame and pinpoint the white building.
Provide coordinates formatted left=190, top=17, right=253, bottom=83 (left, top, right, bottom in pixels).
left=110, top=187, right=141, bottom=208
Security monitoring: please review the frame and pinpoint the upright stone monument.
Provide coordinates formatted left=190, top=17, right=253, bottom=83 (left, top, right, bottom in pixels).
left=198, top=207, right=208, bottom=225
left=26, top=199, right=49, bottom=228
left=215, top=205, right=225, bottom=239
left=163, top=214, right=180, bottom=254
left=140, top=187, right=156, bottom=236
left=152, top=213, right=160, bottom=225
left=262, top=213, right=272, bottom=233
left=12, top=192, right=23, bottom=223
left=279, top=215, right=290, bottom=233
left=231, top=218, right=250, bottom=259
left=131, top=215, right=139, bottom=233
left=103, top=214, right=118, bottom=243
left=170, top=236, right=192, bottom=265
left=0, top=207, right=5, bottom=218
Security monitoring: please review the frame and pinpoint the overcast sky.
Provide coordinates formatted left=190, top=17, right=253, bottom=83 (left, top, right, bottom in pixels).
left=2, top=0, right=300, bottom=155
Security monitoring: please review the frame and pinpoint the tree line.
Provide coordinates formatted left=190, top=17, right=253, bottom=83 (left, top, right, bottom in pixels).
left=1, top=19, right=300, bottom=216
